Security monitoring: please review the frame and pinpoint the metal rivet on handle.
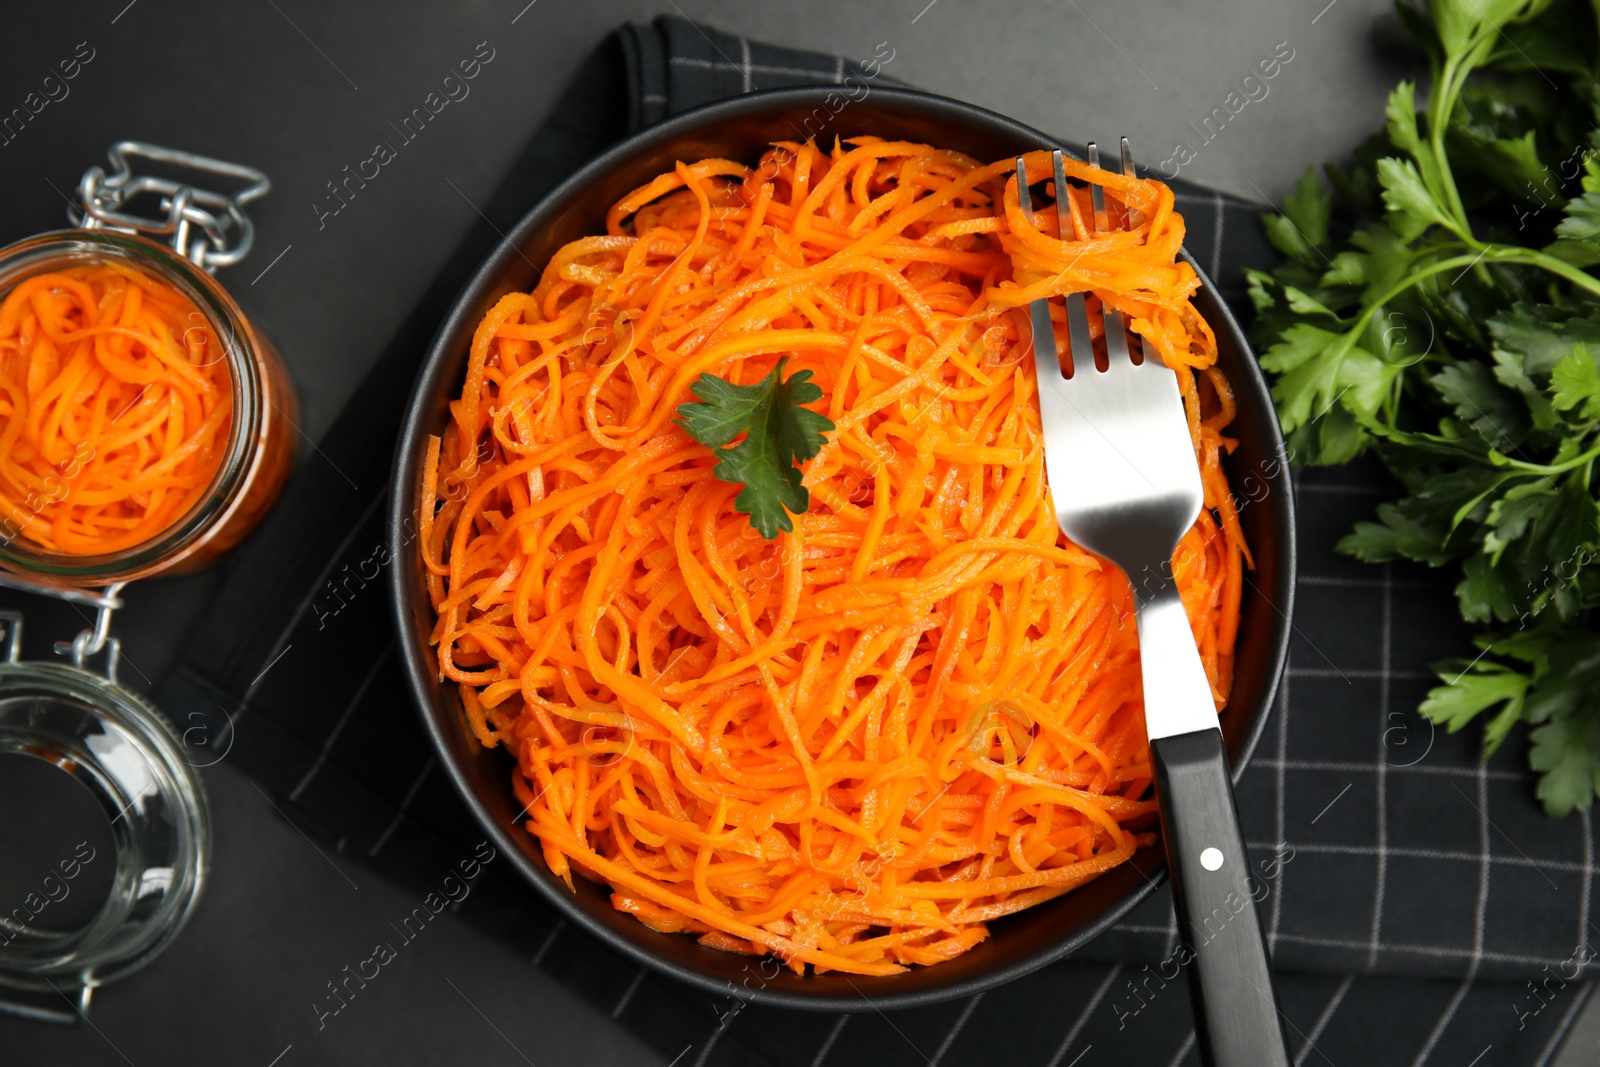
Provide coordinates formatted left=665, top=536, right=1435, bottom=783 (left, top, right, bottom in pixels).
left=1200, top=847, right=1224, bottom=871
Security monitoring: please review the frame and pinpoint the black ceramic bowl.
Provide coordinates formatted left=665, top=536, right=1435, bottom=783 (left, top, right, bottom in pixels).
left=389, top=86, right=1294, bottom=1011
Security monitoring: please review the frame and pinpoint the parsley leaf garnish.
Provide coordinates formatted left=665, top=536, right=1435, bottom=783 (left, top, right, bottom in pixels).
left=674, top=357, right=835, bottom=539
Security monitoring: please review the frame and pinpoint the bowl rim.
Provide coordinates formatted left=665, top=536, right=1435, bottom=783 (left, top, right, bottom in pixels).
left=388, top=83, right=1295, bottom=1011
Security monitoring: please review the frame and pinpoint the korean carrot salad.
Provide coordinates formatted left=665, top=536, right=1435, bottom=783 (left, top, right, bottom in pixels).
left=0, top=262, right=232, bottom=555
left=421, top=138, right=1248, bottom=976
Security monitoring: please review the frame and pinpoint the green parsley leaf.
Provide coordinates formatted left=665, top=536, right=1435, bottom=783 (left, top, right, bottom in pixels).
left=1283, top=285, right=1342, bottom=320
left=1263, top=169, right=1335, bottom=262
left=1420, top=659, right=1532, bottom=750
left=1376, top=157, right=1455, bottom=240
left=1549, top=344, right=1600, bottom=417
left=1283, top=168, right=1332, bottom=249
left=1385, top=81, right=1425, bottom=157
left=1557, top=192, right=1600, bottom=242
left=674, top=358, right=835, bottom=540
left=1490, top=4, right=1596, bottom=75
left=1449, top=125, right=1548, bottom=200
left=1529, top=710, right=1600, bottom=816
left=1523, top=629, right=1600, bottom=813
left=1262, top=216, right=1316, bottom=262
left=1446, top=76, right=1553, bottom=202
left=1456, top=551, right=1520, bottom=622
left=1430, top=0, right=1555, bottom=66
left=1259, top=324, right=1344, bottom=432
left=1245, top=268, right=1279, bottom=314
left=1490, top=303, right=1600, bottom=374
left=1585, top=152, right=1600, bottom=198
left=1544, top=238, right=1600, bottom=268
left=1340, top=502, right=1457, bottom=564
left=1482, top=481, right=1556, bottom=561
left=1430, top=359, right=1527, bottom=449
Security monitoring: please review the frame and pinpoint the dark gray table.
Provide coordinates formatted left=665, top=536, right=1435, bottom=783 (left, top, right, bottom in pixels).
left=0, top=1, right=1401, bottom=1063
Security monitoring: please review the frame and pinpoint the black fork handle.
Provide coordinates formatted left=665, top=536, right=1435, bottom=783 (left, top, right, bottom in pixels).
left=1151, top=727, right=1292, bottom=1067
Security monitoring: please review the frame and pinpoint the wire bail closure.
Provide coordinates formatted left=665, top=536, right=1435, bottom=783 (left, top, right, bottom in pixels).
left=0, top=573, right=126, bottom=682
left=0, top=608, right=22, bottom=665
left=69, top=142, right=270, bottom=272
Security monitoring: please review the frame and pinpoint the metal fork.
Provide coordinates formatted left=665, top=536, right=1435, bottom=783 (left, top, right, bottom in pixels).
left=1019, top=143, right=1291, bottom=1067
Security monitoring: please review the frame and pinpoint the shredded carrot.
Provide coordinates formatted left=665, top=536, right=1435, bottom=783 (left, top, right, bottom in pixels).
left=0, top=261, right=232, bottom=554
left=424, top=138, right=1248, bottom=975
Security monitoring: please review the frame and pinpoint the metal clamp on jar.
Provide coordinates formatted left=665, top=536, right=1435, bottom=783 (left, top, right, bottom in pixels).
left=0, top=144, right=292, bottom=1022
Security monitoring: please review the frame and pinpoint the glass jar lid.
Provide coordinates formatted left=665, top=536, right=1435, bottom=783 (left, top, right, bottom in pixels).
left=0, top=605, right=210, bottom=1023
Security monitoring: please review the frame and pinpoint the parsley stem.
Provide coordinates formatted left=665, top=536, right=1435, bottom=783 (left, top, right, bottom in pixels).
left=1428, top=54, right=1475, bottom=243
left=1343, top=253, right=1497, bottom=347
left=1344, top=248, right=1600, bottom=359
left=1496, top=443, right=1600, bottom=477
left=1485, top=247, right=1600, bottom=300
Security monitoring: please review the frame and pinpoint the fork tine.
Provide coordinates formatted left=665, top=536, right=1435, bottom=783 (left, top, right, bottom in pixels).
left=1118, top=135, right=1139, bottom=231
left=1050, top=149, right=1092, bottom=379
left=1029, top=291, right=1067, bottom=382
left=1075, top=141, right=1126, bottom=374
left=1086, top=141, right=1109, bottom=233
left=1062, top=297, right=1092, bottom=377
left=1014, top=155, right=1034, bottom=220
left=1079, top=138, right=1137, bottom=368
left=1098, top=139, right=1135, bottom=371
left=1051, top=149, right=1074, bottom=242
left=1017, top=157, right=1068, bottom=384
left=1115, top=137, right=1146, bottom=365
left=1103, top=307, right=1135, bottom=367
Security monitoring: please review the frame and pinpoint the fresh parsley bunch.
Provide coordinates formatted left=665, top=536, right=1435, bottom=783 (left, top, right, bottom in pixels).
left=1249, top=0, right=1600, bottom=814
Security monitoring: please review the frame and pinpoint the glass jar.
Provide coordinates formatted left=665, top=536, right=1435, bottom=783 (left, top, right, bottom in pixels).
left=0, top=144, right=285, bottom=1021
left=0, top=229, right=296, bottom=585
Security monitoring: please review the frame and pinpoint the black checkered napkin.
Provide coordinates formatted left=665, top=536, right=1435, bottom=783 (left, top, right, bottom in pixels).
left=153, top=16, right=1600, bottom=1067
